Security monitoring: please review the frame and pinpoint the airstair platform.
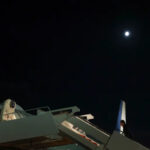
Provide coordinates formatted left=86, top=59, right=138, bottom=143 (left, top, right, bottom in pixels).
left=0, top=105, right=149, bottom=150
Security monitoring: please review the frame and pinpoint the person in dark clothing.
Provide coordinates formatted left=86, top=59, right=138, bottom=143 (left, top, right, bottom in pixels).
left=120, top=120, right=133, bottom=139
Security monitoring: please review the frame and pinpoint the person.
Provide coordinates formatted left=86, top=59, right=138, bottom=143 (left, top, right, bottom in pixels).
left=120, top=120, right=133, bottom=139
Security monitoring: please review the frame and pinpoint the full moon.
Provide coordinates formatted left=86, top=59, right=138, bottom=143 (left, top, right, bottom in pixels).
left=124, top=31, right=130, bottom=37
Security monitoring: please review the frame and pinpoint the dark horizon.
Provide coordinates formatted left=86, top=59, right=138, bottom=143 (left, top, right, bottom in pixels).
left=0, top=1, right=150, bottom=148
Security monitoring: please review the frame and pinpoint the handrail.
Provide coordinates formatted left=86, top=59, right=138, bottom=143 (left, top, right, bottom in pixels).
left=25, top=106, right=50, bottom=113
left=1, top=106, right=51, bottom=121
left=51, top=106, right=80, bottom=116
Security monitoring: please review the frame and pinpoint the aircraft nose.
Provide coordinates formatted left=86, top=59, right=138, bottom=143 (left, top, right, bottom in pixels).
left=10, top=100, right=16, bottom=108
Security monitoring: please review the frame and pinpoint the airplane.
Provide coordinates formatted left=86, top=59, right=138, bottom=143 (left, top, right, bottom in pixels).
left=0, top=98, right=149, bottom=150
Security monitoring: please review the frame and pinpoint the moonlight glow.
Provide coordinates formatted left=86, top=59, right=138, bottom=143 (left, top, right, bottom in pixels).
left=124, top=31, right=130, bottom=37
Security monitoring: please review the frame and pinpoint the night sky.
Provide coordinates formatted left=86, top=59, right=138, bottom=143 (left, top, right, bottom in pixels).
left=1, top=1, right=150, bottom=148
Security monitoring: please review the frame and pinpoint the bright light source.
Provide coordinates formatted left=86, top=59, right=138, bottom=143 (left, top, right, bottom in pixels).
left=124, top=31, right=130, bottom=37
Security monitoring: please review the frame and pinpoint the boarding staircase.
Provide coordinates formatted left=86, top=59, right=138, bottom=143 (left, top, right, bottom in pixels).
left=0, top=106, right=149, bottom=150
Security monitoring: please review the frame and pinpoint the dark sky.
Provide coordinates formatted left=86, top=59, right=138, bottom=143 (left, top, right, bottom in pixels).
left=0, top=1, right=150, bottom=148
